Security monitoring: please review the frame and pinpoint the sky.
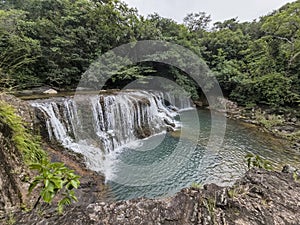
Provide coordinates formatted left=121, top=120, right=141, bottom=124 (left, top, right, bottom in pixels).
left=122, top=0, right=296, bottom=23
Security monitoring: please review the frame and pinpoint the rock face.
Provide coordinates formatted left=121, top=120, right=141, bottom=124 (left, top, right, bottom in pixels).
left=14, top=169, right=300, bottom=225
left=0, top=124, right=28, bottom=218
left=0, top=94, right=33, bottom=219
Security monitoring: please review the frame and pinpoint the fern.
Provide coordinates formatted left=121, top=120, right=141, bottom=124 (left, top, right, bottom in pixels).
left=0, top=101, right=47, bottom=163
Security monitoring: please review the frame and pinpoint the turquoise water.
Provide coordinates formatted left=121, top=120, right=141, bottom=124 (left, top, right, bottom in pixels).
left=107, top=109, right=300, bottom=200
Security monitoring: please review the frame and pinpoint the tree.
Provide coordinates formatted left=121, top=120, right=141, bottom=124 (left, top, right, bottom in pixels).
left=183, top=12, right=211, bottom=32
left=213, top=18, right=239, bottom=31
left=261, top=1, right=300, bottom=73
left=0, top=9, right=41, bottom=89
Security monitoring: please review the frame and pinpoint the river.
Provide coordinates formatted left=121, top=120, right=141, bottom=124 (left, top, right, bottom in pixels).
left=106, top=109, right=300, bottom=200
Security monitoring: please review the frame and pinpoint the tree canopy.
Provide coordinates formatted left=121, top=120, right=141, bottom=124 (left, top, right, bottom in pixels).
left=0, top=0, right=299, bottom=109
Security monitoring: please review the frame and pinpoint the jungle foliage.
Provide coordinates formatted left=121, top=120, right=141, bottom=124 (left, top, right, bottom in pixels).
left=0, top=0, right=299, bottom=108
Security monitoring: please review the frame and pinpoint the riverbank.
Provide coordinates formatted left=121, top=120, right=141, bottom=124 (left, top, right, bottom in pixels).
left=207, top=97, right=300, bottom=152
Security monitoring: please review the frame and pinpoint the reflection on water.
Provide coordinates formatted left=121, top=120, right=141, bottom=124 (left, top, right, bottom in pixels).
left=107, top=109, right=300, bottom=200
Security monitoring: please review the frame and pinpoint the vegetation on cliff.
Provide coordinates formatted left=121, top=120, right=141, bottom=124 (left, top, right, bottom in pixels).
left=0, top=100, right=80, bottom=214
left=0, top=101, right=46, bottom=163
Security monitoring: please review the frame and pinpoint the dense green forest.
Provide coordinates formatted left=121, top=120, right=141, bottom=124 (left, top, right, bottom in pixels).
left=0, top=0, right=299, bottom=109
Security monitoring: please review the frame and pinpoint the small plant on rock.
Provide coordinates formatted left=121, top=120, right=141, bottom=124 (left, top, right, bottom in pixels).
left=6, top=212, right=16, bottom=225
left=245, top=153, right=273, bottom=170
left=293, top=171, right=300, bottom=182
left=191, top=182, right=202, bottom=189
left=203, top=197, right=217, bottom=225
left=29, top=160, right=80, bottom=214
left=0, top=101, right=47, bottom=163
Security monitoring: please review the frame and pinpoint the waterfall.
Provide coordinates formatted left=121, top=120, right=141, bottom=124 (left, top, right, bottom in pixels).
left=30, top=90, right=192, bottom=173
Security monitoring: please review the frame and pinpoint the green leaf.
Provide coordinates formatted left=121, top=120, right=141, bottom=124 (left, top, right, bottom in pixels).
left=51, top=162, right=65, bottom=169
left=70, top=179, right=79, bottom=189
left=29, top=163, right=43, bottom=171
left=70, top=194, right=78, bottom=202
left=44, top=179, right=49, bottom=188
left=46, top=182, right=55, bottom=193
left=57, top=204, right=64, bottom=215
left=51, top=178, right=63, bottom=189
left=41, top=189, right=53, bottom=203
left=28, top=180, right=40, bottom=193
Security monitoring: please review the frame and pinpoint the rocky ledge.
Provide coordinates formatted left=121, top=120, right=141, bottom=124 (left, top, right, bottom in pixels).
left=14, top=168, right=300, bottom=225
left=208, top=97, right=300, bottom=152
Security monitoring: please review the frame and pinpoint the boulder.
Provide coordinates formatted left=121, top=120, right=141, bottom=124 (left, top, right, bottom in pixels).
left=43, top=89, right=58, bottom=94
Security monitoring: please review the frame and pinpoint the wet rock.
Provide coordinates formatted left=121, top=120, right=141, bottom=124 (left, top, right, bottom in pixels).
left=43, top=89, right=58, bottom=94
left=282, top=164, right=297, bottom=173
left=273, top=125, right=295, bottom=133
left=164, top=118, right=176, bottom=127
left=194, top=101, right=203, bottom=107
left=208, top=97, right=240, bottom=117
left=168, top=105, right=179, bottom=111
left=294, top=142, right=300, bottom=148
left=290, top=117, right=297, bottom=123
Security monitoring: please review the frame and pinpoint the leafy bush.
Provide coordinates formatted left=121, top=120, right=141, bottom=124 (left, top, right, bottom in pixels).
left=29, top=160, right=80, bottom=214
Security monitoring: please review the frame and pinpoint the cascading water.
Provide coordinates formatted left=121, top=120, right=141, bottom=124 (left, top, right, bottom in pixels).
left=30, top=90, right=192, bottom=174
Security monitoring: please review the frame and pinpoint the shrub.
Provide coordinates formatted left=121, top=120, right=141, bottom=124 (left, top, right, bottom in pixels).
left=0, top=101, right=47, bottom=163
left=255, top=110, right=284, bottom=129
left=29, top=160, right=80, bottom=214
